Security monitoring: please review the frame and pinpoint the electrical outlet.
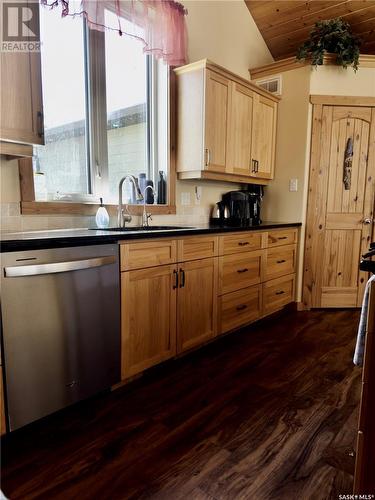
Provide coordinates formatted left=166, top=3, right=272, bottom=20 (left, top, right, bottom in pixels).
left=181, top=192, right=191, bottom=206
left=289, top=178, right=298, bottom=192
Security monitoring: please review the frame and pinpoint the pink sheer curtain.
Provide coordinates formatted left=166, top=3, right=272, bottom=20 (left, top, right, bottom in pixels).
left=40, top=0, right=188, bottom=66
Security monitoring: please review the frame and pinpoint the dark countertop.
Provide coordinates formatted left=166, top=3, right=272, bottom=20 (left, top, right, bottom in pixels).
left=0, top=221, right=302, bottom=252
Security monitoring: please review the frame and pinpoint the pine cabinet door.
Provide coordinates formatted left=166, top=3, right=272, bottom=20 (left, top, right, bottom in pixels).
left=0, top=50, right=44, bottom=145
left=204, top=70, right=230, bottom=173
left=227, top=82, right=254, bottom=176
left=251, top=94, right=277, bottom=180
left=121, top=265, right=177, bottom=379
left=177, top=258, right=218, bottom=353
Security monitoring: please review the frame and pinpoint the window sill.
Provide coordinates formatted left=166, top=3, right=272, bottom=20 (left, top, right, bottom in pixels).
left=20, top=201, right=176, bottom=216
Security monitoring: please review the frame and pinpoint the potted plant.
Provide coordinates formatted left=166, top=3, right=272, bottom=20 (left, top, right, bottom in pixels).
left=296, top=18, right=362, bottom=71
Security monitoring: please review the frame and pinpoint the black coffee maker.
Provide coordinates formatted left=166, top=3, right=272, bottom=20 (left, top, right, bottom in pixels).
left=247, top=184, right=263, bottom=225
left=211, top=185, right=264, bottom=226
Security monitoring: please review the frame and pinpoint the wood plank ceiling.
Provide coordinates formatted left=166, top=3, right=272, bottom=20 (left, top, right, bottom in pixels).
left=245, top=1, right=375, bottom=60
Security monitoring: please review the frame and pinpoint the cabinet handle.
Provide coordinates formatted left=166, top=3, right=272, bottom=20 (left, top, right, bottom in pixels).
left=275, top=290, right=285, bottom=295
left=238, top=241, right=249, bottom=246
left=251, top=159, right=256, bottom=173
left=277, top=259, right=286, bottom=264
left=37, top=111, right=44, bottom=138
left=173, top=269, right=178, bottom=289
left=236, top=304, right=247, bottom=311
left=278, top=236, right=288, bottom=240
left=179, top=268, right=185, bottom=288
left=237, top=268, right=249, bottom=273
left=205, top=148, right=211, bottom=166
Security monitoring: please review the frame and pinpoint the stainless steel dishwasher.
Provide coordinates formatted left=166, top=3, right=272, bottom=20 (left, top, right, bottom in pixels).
left=0, top=244, right=121, bottom=431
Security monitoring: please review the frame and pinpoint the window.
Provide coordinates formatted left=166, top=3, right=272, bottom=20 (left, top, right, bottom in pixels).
left=33, top=5, right=169, bottom=206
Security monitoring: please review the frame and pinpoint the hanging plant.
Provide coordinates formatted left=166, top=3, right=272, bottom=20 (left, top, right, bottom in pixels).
left=296, top=18, right=362, bottom=71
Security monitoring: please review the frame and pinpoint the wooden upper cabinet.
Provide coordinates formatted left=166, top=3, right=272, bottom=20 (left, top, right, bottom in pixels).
left=0, top=33, right=44, bottom=146
left=175, top=59, right=279, bottom=185
left=227, top=82, right=254, bottom=176
left=251, top=94, right=277, bottom=180
left=204, top=70, right=230, bottom=173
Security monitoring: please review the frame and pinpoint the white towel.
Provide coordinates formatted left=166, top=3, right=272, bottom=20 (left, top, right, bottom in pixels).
left=353, top=274, right=375, bottom=366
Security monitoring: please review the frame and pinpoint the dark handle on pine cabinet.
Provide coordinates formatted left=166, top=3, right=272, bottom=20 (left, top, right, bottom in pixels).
left=278, top=236, right=288, bottom=240
left=173, top=269, right=178, bottom=289
left=251, top=159, right=259, bottom=173
left=236, top=304, right=247, bottom=311
left=276, top=290, right=285, bottom=296
left=237, top=268, right=249, bottom=274
left=179, top=268, right=185, bottom=288
left=277, top=259, right=286, bottom=264
left=238, top=241, right=249, bottom=246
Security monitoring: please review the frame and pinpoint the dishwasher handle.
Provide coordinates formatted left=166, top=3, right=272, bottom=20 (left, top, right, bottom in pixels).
left=4, top=255, right=117, bottom=278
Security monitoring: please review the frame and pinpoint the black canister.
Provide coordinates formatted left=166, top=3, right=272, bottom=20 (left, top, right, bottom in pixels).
left=157, top=171, right=167, bottom=204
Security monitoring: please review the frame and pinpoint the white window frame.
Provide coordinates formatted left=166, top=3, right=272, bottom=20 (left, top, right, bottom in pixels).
left=36, top=14, right=170, bottom=205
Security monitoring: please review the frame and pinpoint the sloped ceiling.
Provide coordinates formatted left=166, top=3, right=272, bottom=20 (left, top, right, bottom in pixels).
left=245, top=1, right=375, bottom=60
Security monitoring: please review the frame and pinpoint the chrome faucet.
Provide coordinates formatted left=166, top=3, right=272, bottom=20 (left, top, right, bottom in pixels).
left=142, top=185, right=157, bottom=227
left=118, top=175, right=143, bottom=228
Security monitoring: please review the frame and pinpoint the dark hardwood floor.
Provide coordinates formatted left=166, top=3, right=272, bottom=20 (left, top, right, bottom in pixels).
left=1, top=309, right=361, bottom=500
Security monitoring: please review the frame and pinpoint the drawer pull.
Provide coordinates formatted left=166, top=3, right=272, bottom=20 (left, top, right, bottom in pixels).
left=238, top=241, right=249, bottom=246
left=236, top=304, right=247, bottom=311
left=237, top=268, right=249, bottom=273
left=276, top=290, right=285, bottom=295
left=278, top=236, right=288, bottom=240
left=179, top=268, right=185, bottom=288
left=277, top=259, right=286, bottom=264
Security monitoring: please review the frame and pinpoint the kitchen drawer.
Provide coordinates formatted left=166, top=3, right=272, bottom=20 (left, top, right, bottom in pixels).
left=178, top=236, right=218, bottom=262
left=219, top=249, right=264, bottom=295
left=265, top=244, right=296, bottom=280
left=267, top=228, right=298, bottom=248
left=219, top=231, right=265, bottom=256
left=263, top=274, right=295, bottom=315
left=120, top=239, right=177, bottom=271
left=220, top=284, right=262, bottom=334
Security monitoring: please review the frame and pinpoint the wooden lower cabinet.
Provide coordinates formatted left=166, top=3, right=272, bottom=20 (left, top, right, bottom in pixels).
left=220, top=284, right=262, bottom=334
left=177, top=258, right=218, bottom=353
left=120, top=229, right=298, bottom=380
left=263, top=274, right=295, bottom=316
left=265, top=244, right=296, bottom=281
left=121, top=265, right=177, bottom=379
left=219, top=250, right=264, bottom=295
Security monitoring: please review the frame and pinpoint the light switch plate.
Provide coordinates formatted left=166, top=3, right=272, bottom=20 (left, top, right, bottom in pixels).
left=289, top=178, right=298, bottom=192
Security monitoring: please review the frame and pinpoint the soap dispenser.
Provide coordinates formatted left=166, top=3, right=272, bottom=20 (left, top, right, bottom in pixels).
left=95, top=198, right=110, bottom=229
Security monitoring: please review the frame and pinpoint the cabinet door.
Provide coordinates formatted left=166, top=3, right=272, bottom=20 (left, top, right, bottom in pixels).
left=251, top=94, right=277, bottom=180
left=227, top=82, right=254, bottom=176
left=121, top=265, right=177, bottom=379
left=177, top=258, right=218, bottom=353
left=0, top=50, right=44, bottom=145
left=204, top=70, right=230, bottom=173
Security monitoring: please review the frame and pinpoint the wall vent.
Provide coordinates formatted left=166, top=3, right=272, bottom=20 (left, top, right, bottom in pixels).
left=255, top=75, right=282, bottom=96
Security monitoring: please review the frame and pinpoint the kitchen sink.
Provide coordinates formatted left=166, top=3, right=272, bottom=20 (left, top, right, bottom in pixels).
left=92, top=226, right=195, bottom=232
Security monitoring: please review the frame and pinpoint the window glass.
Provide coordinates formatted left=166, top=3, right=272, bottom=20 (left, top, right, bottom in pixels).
left=104, top=10, right=148, bottom=203
left=34, top=5, right=89, bottom=201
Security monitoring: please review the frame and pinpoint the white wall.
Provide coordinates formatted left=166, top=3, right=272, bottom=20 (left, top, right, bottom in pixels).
left=0, top=0, right=273, bottom=232
left=185, top=0, right=272, bottom=79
